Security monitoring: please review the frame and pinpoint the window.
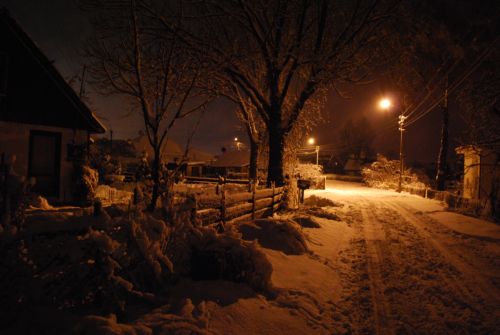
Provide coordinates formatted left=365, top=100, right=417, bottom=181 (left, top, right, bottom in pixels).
left=0, top=53, right=8, bottom=97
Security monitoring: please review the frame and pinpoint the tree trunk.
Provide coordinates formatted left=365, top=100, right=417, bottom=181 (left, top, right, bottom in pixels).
left=148, top=147, right=161, bottom=211
left=267, top=124, right=285, bottom=186
left=248, top=139, right=259, bottom=181
left=435, top=88, right=449, bottom=191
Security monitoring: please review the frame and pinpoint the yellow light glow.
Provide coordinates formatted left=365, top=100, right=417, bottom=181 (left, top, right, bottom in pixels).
left=379, top=98, right=392, bottom=110
left=234, top=137, right=238, bottom=141
left=308, top=137, right=315, bottom=145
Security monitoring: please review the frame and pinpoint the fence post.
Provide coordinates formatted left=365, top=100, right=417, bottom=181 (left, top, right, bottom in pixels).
left=251, top=181, right=256, bottom=220
left=271, top=182, right=275, bottom=216
left=220, top=184, right=226, bottom=225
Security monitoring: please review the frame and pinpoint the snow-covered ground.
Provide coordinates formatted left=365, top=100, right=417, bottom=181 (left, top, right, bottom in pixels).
left=87, top=180, right=499, bottom=334
left=4, top=180, right=499, bottom=334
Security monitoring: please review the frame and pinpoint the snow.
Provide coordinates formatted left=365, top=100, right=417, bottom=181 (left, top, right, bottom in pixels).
left=2, top=180, right=499, bottom=334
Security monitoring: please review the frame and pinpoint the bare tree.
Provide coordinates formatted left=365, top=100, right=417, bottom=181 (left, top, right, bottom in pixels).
left=338, top=116, right=374, bottom=163
left=81, top=0, right=211, bottom=210
left=148, top=0, right=392, bottom=185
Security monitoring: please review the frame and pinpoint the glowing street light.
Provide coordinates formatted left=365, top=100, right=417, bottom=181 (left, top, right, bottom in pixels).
left=307, top=137, right=319, bottom=165
left=234, top=137, right=241, bottom=150
left=379, top=98, right=392, bottom=110
left=378, top=97, right=406, bottom=192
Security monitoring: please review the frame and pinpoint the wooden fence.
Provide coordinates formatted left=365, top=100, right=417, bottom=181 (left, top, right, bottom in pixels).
left=192, top=184, right=284, bottom=226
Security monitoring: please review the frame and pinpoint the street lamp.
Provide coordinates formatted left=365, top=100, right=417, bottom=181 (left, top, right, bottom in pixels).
left=379, top=98, right=392, bottom=110
left=379, top=98, right=406, bottom=192
left=234, top=137, right=241, bottom=150
left=307, top=137, right=319, bottom=165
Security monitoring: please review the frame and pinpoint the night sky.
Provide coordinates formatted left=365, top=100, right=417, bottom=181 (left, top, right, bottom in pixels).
left=0, top=0, right=468, bottom=164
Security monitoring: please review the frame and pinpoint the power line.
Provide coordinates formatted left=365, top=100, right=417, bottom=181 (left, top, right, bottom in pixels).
left=405, top=37, right=499, bottom=127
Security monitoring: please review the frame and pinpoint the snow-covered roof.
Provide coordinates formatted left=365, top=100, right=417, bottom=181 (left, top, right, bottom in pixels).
left=132, top=135, right=213, bottom=163
left=212, top=150, right=250, bottom=168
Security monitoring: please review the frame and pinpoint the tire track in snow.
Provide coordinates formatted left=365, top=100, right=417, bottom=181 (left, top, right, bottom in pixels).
left=379, top=199, right=500, bottom=333
left=384, top=200, right=500, bottom=308
left=360, top=200, right=397, bottom=335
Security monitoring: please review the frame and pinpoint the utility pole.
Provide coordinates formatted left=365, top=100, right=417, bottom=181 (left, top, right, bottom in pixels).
left=397, top=114, right=407, bottom=192
left=315, top=145, right=319, bottom=165
left=435, top=78, right=449, bottom=191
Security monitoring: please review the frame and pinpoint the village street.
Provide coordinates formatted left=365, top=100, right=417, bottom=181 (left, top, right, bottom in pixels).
left=295, top=180, right=500, bottom=334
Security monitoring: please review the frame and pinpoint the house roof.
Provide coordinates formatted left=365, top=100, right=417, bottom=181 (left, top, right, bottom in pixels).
left=0, top=9, right=105, bottom=133
left=132, top=135, right=214, bottom=163
left=212, top=150, right=250, bottom=168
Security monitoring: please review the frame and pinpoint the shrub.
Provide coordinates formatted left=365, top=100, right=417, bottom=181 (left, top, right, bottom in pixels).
left=74, top=164, right=99, bottom=206
left=362, top=154, right=429, bottom=190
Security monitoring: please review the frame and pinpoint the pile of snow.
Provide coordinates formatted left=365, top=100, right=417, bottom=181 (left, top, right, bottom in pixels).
left=291, top=215, right=322, bottom=228
left=237, top=219, right=309, bottom=255
left=303, top=195, right=341, bottom=207
left=303, top=207, right=340, bottom=221
left=27, top=195, right=53, bottom=210
left=75, top=298, right=213, bottom=335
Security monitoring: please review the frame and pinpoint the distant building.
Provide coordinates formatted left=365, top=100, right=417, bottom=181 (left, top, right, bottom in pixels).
left=211, top=150, right=250, bottom=179
left=209, top=149, right=267, bottom=179
left=343, top=154, right=363, bottom=176
left=131, top=134, right=214, bottom=177
left=455, top=145, right=500, bottom=202
left=0, top=9, right=105, bottom=202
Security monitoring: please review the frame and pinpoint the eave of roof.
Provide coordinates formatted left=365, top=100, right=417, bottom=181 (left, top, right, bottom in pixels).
left=0, top=8, right=106, bottom=133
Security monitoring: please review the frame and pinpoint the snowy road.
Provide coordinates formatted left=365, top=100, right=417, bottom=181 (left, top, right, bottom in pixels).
left=302, top=180, right=500, bottom=334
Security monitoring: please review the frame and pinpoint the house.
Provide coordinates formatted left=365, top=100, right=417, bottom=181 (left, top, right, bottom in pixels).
left=210, top=149, right=267, bottom=178
left=129, top=134, right=214, bottom=177
left=455, top=145, right=500, bottom=202
left=0, top=9, right=105, bottom=202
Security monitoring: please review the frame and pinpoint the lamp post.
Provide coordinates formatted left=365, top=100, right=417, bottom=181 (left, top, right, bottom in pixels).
left=308, top=137, right=319, bottom=165
left=379, top=98, right=406, bottom=192
left=234, top=137, right=241, bottom=151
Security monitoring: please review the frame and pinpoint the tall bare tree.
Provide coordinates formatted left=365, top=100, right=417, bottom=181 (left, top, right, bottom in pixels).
left=81, top=0, right=211, bottom=210
left=148, top=0, right=392, bottom=185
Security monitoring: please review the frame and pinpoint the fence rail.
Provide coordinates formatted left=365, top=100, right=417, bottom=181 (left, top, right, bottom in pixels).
left=401, top=185, right=485, bottom=215
left=185, top=176, right=251, bottom=185
left=194, top=184, right=284, bottom=226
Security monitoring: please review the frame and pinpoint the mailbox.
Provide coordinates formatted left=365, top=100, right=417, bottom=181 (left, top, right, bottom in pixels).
left=297, top=179, right=311, bottom=204
left=297, top=179, right=311, bottom=190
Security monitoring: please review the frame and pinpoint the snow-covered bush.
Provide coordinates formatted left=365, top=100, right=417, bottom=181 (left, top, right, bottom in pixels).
left=188, top=225, right=274, bottom=293
left=74, top=164, right=99, bottom=206
left=237, top=219, right=309, bottom=255
left=294, top=163, right=325, bottom=189
left=362, top=154, right=430, bottom=190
